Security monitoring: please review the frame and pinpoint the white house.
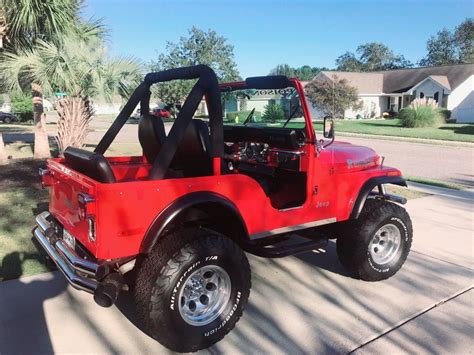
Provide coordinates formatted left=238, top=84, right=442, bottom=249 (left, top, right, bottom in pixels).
left=306, top=63, right=474, bottom=123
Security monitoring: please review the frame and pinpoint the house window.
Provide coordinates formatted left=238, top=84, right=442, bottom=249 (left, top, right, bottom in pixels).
left=420, top=92, right=425, bottom=99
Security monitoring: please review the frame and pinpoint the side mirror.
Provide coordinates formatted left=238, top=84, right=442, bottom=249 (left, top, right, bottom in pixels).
left=323, top=116, right=334, bottom=139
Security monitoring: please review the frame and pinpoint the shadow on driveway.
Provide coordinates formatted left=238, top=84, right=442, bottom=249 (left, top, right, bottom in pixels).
left=0, top=253, right=63, bottom=354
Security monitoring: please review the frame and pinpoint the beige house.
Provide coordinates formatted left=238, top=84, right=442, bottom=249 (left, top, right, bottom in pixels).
left=306, top=63, right=474, bottom=123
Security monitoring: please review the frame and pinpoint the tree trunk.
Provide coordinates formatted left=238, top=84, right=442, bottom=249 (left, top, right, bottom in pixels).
left=0, top=132, right=8, bottom=165
left=0, top=10, right=5, bottom=49
left=32, top=83, right=51, bottom=159
left=56, top=96, right=94, bottom=154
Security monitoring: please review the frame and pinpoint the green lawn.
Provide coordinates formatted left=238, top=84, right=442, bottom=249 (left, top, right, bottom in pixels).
left=0, top=160, right=53, bottom=281
left=313, top=119, right=474, bottom=142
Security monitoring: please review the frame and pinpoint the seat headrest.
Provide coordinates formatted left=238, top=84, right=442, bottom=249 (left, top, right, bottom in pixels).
left=64, top=147, right=116, bottom=183
left=138, top=114, right=166, bottom=164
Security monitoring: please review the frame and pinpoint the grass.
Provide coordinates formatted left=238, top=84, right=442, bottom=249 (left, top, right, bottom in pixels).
left=385, top=185, right=431, bottom=199
left=0, top=160, right=53, bottom=281
left=313, top=119, right=474, bottom=142
left=405, top=176, right=465, bottom=190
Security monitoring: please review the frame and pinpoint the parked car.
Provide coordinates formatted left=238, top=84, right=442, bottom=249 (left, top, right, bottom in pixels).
left=0, top=111, right=18, bottom=124
left=130, top=108, right=141, bottom=120
left=35, top=65, right=412, bottom=352
left=151, top=107, right=171, bottom=118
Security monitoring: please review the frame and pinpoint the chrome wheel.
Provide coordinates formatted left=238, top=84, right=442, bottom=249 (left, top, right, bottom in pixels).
left=178, top=265, right=231, bottom=326
left=369, top=223, right=401, bottom=265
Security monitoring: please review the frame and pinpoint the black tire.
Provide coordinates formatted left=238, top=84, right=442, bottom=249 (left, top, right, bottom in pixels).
left=4, top=116, right=11, bottom=124
left=134, top=227, right=251, bottom=352
left=337, top=200, right=412, bottom=281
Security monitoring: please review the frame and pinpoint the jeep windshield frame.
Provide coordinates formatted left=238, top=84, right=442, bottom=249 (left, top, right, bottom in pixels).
left=219, top=76, right=316, bottom=143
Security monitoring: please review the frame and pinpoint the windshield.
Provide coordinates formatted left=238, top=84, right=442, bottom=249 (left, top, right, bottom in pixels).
left=221, top=87, right=305, bottom=129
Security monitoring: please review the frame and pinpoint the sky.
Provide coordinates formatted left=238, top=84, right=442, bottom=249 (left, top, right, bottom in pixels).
left=83, top=0, right=473, bottom=78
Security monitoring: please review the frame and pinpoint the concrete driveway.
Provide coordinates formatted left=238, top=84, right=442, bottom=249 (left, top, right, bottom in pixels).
left=0, top=185, right=472, bottom=354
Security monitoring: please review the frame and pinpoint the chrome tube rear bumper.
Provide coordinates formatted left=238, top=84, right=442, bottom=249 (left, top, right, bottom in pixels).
left=33, top=211, right=98, bottom=293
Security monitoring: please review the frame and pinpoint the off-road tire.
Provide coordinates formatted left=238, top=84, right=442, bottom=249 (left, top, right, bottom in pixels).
left=337, top=200, right=412, bottom=281
left=134, top=227, right=251, bottom=352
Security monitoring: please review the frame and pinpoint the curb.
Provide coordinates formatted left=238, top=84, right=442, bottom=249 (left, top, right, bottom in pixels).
left=407, top=181, right=474, bottom=200
left=334, top=132, right=474, bottom=147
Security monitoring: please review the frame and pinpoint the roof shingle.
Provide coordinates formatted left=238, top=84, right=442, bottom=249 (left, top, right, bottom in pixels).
left=313, top=63, right=473, bottom=94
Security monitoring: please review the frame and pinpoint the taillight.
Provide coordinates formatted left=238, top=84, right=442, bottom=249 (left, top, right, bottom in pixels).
left=87, top=217, right=96, bottom=242
left=78, top=193, right=97, bottom=242
left=38, top=168, right=52, bottom=188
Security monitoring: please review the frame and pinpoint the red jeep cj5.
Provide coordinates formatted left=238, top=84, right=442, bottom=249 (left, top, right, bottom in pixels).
left=34, top=65, right=412, bottom=352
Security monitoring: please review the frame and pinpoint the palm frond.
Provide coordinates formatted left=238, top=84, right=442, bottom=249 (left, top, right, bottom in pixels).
left=1, top=34, right=143, bottom=101
left=75, top=17, right=108, bottom=43
left=2, top=0, right=79, bottom=48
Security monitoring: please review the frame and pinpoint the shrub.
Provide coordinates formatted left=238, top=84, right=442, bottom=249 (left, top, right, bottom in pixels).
left=11, top=94, right=33, bottom=122
left=225, top=110, right=261, bottom=123
left=399, top=98, right=442, bottom=128
left=262, top=103, right=285, bottom=123
left=437, top=108, right=452, bottom=122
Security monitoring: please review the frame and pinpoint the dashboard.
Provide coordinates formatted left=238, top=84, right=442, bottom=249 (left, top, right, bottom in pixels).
left=223, top=125, right=306, bottom=173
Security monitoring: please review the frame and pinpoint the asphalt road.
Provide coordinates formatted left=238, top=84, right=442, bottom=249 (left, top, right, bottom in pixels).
left=338, top=135, right=474, bottom=187
left=0, top=184, right=472, bottom=353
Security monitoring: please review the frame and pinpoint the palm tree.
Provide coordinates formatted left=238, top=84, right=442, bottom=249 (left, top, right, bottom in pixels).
left=0, top=0, right=106, bottom=158
left=0, top=36, right=142, bottom=154
left=0, top=0, right=86, bottom=49
left=0, top=10, right=6, bottom=49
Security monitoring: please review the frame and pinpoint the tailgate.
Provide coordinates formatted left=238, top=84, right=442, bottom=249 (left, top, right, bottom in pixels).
left=45, top=159, right=98, bottom=255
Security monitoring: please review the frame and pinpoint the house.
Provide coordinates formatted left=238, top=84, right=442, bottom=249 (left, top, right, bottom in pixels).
left=307, top=63, right=474, bottom=123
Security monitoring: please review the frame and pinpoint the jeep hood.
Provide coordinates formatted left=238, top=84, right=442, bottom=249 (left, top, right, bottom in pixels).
left=325, top=141, right=380, bottom=173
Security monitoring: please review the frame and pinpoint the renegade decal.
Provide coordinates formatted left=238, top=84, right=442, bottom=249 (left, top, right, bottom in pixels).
left=347, top=158, right=374, bottom=169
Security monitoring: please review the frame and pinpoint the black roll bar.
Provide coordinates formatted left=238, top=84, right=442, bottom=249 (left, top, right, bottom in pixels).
left=94, top=64, right=223, bottom=180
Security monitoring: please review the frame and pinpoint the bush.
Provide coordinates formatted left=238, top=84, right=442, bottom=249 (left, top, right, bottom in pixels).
left=225, top=110, right=261, bottom=123
left=437, top=108, right=452, bottom=122
left=11, top=94, right=33, bottom=122
left=262, top=103, right=285, bottom=123
left=399, top=99, right=443, bottom=128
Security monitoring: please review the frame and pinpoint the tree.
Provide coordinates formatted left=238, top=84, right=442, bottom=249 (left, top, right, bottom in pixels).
left=0, top=9, right=6, bottom=48
left=151, top=27, right=240, bottom=114
left=0, top=0, right=105, bottom=50
left=419, top=29, right=457, bottom=66
left=262, top=103, right=285, bottom=123
left=0, top=36, right=142, bottom=154
left=419, top=18, right=473, bottom=66
left=335, top=52, right=363, bottom=71
left=269, top=64, right=295, bottom=78
left=305, top=75, right=362, bottom=118
left=0, top=132, right=7, bottom=165
left=336, top=43, right=412, bottom=71
left=454, top=18, right=474, bottom=64
left=269, top=64, right=329, bottom=81
left=0, top=0, right=106, bottom=158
